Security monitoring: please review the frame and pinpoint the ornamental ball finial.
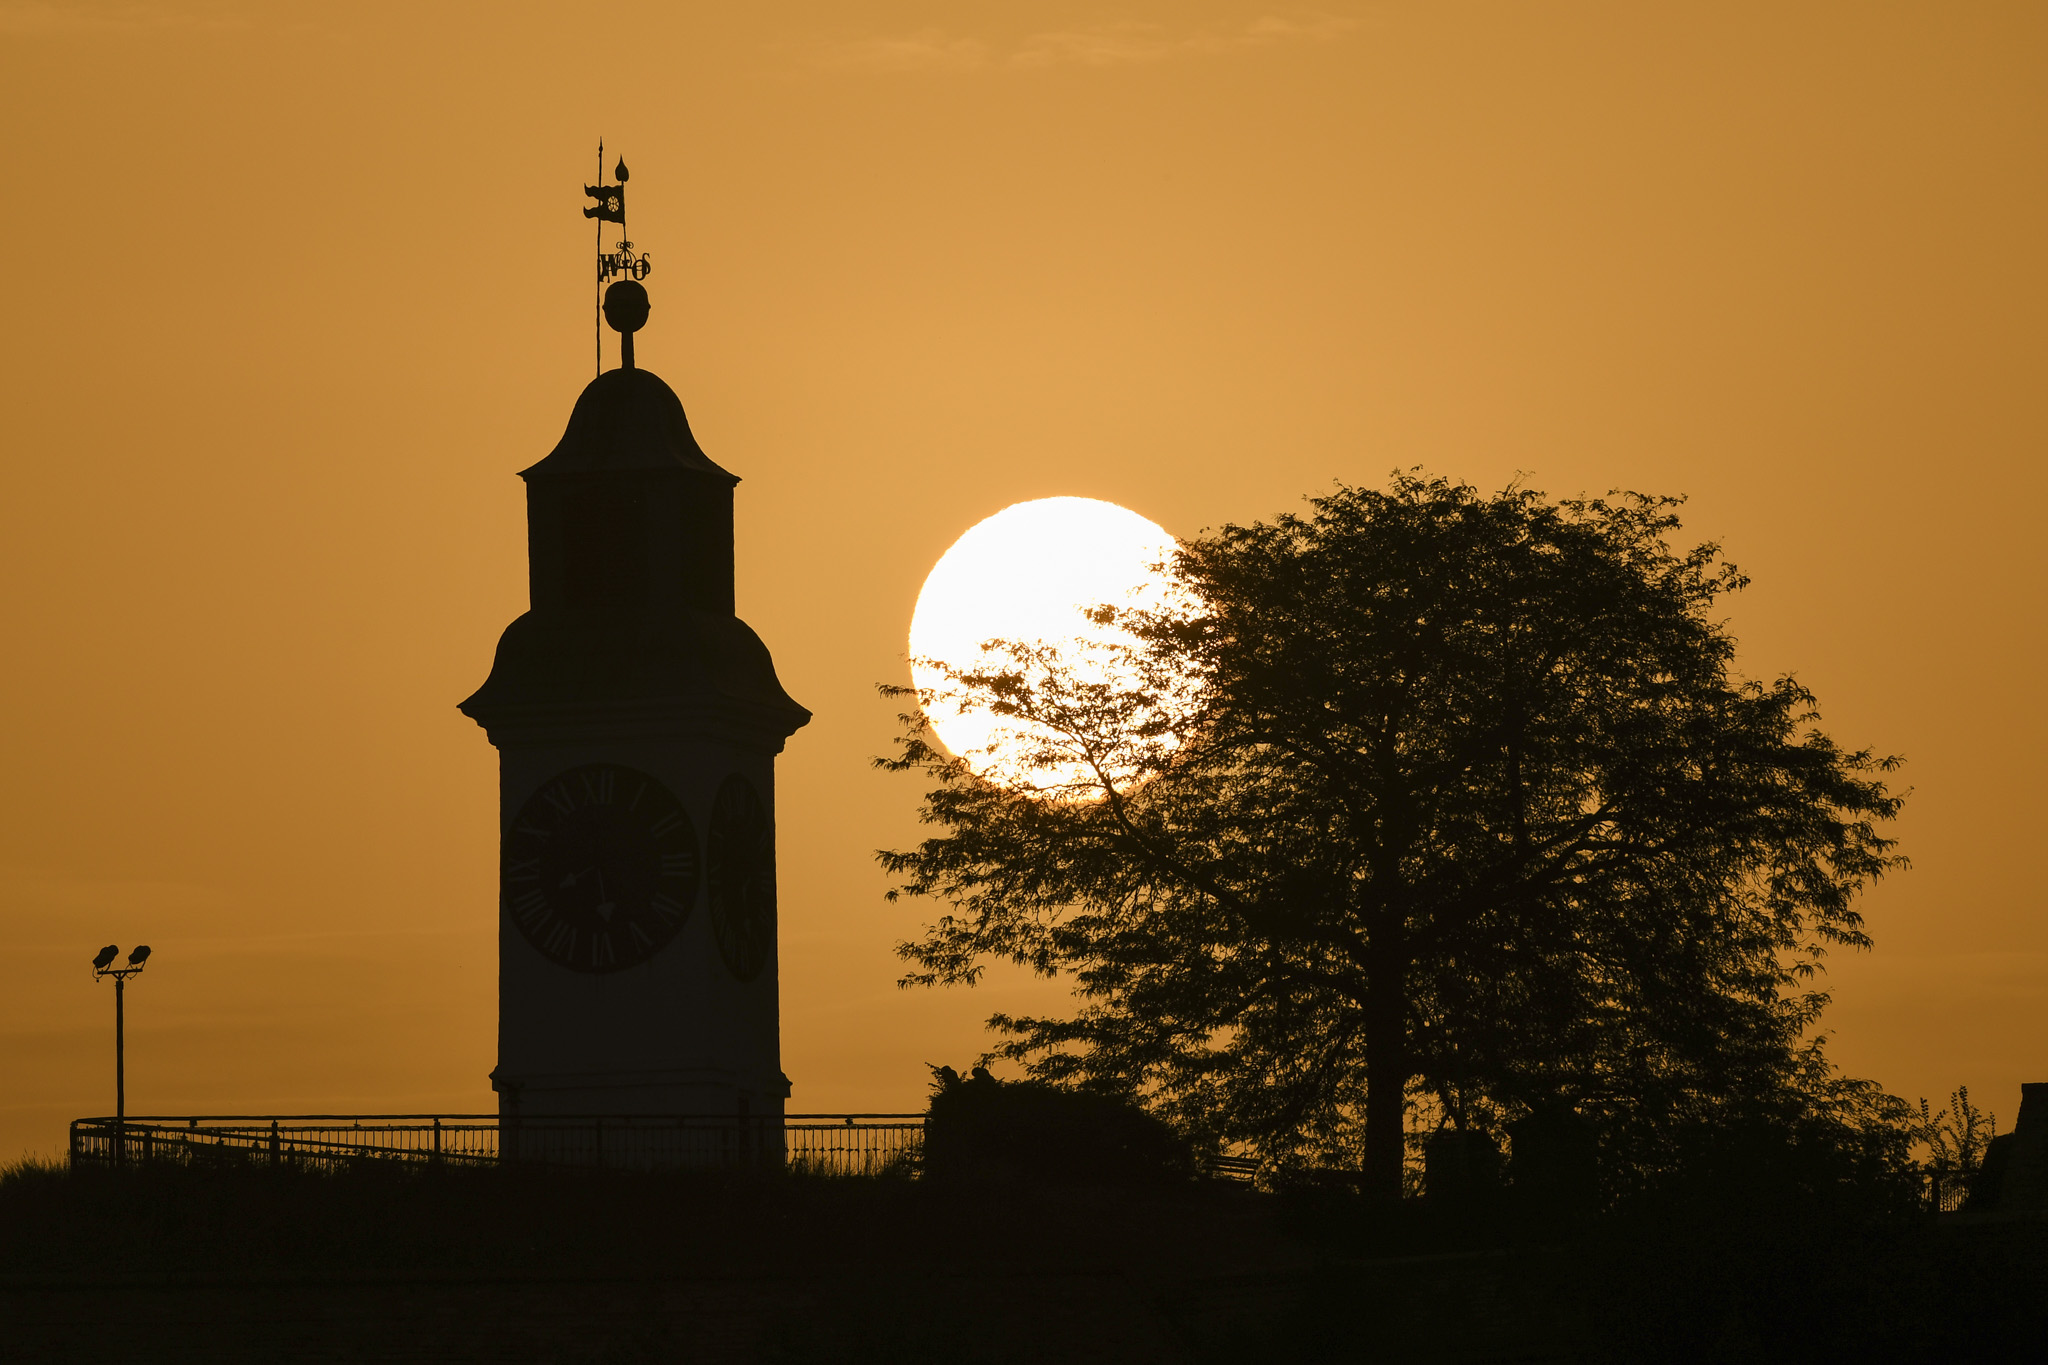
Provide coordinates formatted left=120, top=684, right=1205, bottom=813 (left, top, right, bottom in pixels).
left=603, top=279, right=649, bottom=334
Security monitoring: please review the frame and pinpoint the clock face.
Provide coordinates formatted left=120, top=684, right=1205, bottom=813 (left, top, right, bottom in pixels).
left=706, top=773, right=774, bottom=983
left=503, top=763, right=698, bottom=973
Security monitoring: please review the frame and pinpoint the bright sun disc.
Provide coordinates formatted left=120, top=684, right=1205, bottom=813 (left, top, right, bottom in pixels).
left=909, top=497, right=1180, bottom=788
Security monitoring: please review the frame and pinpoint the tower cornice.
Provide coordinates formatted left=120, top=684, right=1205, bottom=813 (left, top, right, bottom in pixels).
left=459, top=609, right=810, bottom=749
left=465, top=693, right=809, bottom=755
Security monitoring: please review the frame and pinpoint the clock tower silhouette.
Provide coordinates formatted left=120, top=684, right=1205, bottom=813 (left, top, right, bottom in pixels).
left=460, top=276, right=809, bottom=1139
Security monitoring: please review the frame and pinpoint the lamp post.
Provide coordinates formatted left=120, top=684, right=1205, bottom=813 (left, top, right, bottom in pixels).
left=91, top=944, right=150, bottom=1162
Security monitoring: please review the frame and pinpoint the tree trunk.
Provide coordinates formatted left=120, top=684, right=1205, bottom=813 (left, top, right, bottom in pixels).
left=1362, top=937, right=1409, bottom=1201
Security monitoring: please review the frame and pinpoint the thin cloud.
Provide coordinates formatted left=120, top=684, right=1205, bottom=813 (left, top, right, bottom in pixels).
left=808, top=12, right=1360, bottom=73
left=1243, top=13, right=1361, bottom=42
left=0, top=1, right=247, bottom=33
left=812, top=27, right=993, bottom=73
left=1016, top=14, right=1360, bottom=67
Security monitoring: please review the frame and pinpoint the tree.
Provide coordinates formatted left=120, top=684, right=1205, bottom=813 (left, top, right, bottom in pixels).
left=878, top=474, right=1905, bottom=1200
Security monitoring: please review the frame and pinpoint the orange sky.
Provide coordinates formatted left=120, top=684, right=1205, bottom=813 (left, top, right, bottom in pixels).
left=2, top=1, right=2043, bottom=1160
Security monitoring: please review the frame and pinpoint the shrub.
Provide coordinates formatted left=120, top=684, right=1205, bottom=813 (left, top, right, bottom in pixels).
left=921, top=1066, right=1197, bottom=1186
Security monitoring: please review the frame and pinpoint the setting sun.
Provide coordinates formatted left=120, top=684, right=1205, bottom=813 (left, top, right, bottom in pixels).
left=907, top=497, right=1179, bottom=786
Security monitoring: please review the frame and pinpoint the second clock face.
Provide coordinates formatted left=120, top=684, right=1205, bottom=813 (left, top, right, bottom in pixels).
left=503, top=763, right=698, bottom=973
left=707, top=772, right=775, bottom=983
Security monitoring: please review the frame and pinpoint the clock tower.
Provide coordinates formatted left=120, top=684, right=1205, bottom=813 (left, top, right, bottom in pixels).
left=459, top=219, right=808, bottom=1132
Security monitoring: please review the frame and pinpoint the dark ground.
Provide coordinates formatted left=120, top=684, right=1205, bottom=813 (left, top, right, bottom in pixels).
left=1, top=1159, right=2041, bottom=1364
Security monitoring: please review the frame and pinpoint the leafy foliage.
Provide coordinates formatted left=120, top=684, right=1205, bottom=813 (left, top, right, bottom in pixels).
left=1916, top=1085, right=1997, bottom=1209
left=879, top=474, right=1907, bottom=1197
left=1917, top=1086, right=1997, bottom=1171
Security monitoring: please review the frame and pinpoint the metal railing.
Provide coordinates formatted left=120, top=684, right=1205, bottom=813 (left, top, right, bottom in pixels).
left=1927, top=1169, right=1972, bottom=1214
left=67, top=1119, right=1455, bottom=1189
left=69, top=1113, right=924, bottom=1176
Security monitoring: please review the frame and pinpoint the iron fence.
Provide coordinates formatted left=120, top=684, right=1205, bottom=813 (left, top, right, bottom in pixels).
left=784, top=1115, right=927, bottom=1176
left=1927, top=1169, right=1971, bottom=1214
left=68, top=1120, right=1557, bottom=1191
left=69, top=1113, right=924, bottom=1175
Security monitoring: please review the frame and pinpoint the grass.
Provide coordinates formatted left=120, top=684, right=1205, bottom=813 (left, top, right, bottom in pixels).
left=2, top=1154, right=1288, bottom=1363
left=3, top=1155, right=2043, bottom=1363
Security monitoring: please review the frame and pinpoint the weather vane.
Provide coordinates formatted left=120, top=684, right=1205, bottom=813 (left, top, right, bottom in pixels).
left=584, top=140, right=653, bottom=375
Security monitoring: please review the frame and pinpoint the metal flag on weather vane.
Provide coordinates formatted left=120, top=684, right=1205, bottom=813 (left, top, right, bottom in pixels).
left=583, top=156, right=628, bottom=224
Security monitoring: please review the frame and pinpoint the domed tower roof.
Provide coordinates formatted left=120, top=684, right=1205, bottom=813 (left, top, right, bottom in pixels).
left=459, top=358, right=807, bottom=746
left=521, top=367, right=736, bottom=484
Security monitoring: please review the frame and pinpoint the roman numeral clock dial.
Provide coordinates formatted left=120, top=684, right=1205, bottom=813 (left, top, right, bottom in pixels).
left=502, top=763, right=699, bottom=973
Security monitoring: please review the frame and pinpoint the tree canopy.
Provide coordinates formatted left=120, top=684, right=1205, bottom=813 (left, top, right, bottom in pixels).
left=879, top=474, right=1906, bottom=1199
